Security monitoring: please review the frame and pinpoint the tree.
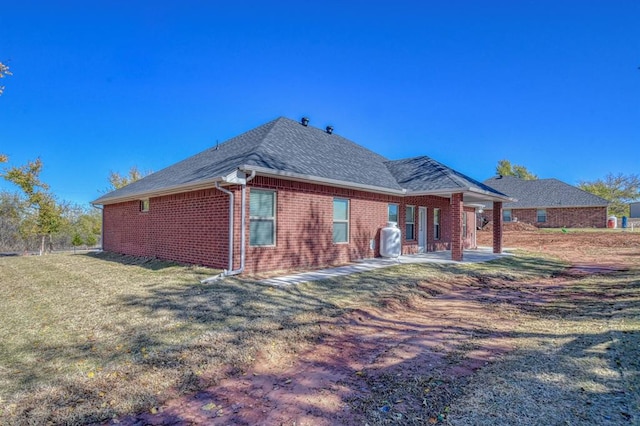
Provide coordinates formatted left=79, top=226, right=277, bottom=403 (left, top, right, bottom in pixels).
left=0, top=61, right=11, bottom=96
left=71, top=233, right=83, bottom=253
left=1, top=62, right=11, bottom=162
left=1, top=158, right=63, bottom=255
left=496, top=159, right=538, bottom=180
left=106, top=166, right=151, bottom=191
left=0, top=191, right=26, bottom=251
left=578, top=173, right=640, bottom=217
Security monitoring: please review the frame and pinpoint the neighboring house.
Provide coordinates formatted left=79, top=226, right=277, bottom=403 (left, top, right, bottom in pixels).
left=630, top=202, right=640, bottom=218
left=92, top=117, right=510, bottom=275
left=480, top=176, right=609, bottom=228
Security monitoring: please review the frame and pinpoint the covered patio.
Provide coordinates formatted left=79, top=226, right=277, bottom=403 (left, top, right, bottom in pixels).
left=260, top=247, right=513, bottom=287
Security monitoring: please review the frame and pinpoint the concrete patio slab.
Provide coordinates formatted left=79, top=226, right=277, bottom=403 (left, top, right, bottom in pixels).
left=260, top=247, right=512, bottom=287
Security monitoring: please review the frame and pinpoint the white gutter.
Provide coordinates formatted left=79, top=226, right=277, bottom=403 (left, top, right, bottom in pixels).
left=215, top=182, right=235, bottom=275
left=406, top=186, right=514, bottom=202
left=92, top=177, right=225, bottom=206
left=201, top=170, right=256, bottom=283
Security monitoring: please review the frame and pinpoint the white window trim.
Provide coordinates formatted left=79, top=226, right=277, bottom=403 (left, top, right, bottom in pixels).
left=333, top=198, right=350, bottom=244
left=249, top=189, right=277, bottom=247
left=405, top=205, right=416, bottom=240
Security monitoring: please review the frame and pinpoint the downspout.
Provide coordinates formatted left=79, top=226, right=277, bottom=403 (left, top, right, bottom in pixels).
left=201, top=170, right=256, bottom=283
left=215, top=183, right=235, bottom=274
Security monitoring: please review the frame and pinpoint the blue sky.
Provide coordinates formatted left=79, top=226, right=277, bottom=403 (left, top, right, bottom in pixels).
left=1, top=1, right=638, bottom=206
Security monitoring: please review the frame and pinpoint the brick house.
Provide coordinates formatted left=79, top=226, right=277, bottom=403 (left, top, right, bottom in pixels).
left=480, top=176, right=609, bottom=228
left=93, top=117, right=510, bottom=275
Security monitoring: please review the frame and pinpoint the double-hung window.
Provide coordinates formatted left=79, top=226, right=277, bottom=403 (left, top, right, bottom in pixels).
left=405, top=206, right=415, bottom=240
left=250, top=189, right=276, bottom=246
left=503, top=209, right=512, bottom=222
left=537, top=209, right=547, bottom=223
left=333, top=198, right=349, bottom=243
left=434, top=208, right=441, bottom=240
left=388, top=204, right=399, bottom=223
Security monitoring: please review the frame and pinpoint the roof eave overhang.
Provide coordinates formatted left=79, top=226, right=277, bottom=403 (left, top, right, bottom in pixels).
left=406, top=186, right=515, bottom=203
left=91, top=176, right=227, bottom=206
left=239, top=165, right=407, bottom=196
left=503, top=204, right=610, bottom=209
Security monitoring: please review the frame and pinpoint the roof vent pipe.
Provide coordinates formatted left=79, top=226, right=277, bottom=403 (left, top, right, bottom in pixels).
left=301, top=117, right=309, bottom=126
left=325, top=125, right=334, bottom=134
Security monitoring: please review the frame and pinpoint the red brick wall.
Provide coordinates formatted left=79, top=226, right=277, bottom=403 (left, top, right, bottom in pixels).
left=102, top=176, right=473, bottom=273
left=482, top=206, right=607, bottom=228
left=243, top=177, right=456, bottom=272
left=103, top=189, right=231, bottom=269
left=492, top=202, right=503, bottom=254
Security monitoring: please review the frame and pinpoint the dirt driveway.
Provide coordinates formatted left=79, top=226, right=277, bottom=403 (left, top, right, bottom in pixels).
left=111, top=230, right=640, bottom=425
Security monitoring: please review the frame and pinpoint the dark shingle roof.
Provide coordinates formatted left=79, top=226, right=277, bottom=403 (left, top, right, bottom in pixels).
left=386, top=156, right=509, bottom=196
left=482, top=176, right=609, bottom=208
left=93, top=117, right=508, bottom=204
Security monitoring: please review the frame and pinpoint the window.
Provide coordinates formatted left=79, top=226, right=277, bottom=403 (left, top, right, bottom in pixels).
left=250, top=189, right=276, bottom=246
left=388, top=204, right=399, bottom=223
left=462, top=212, right=467, bottom=237
left=537, top=209, right=547, bottom=223
left=333, top=198, right=349, bottom=243
left=434, top=208, right=441, bottom=240
left=503, top=209, right=512, bottom=222
left=405, top=206, right=415, bottom=240
left=140, top=199, right=149, bottom=212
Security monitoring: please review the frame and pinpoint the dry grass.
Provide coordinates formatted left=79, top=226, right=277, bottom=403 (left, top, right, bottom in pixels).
left=0, top=245, right=638, bottom=425
left=446, top=247, right=640, bottom=425
left=0, top=251, right=564, bottom=425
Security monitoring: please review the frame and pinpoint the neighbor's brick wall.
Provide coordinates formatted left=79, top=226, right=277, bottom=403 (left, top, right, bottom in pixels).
left=482, top=206, right=607, bottom=228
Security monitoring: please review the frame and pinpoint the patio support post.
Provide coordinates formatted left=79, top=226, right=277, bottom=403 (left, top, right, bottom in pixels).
left=493, top=201, right=503, bottom=254
left=451, top=192, right=463, bottom=261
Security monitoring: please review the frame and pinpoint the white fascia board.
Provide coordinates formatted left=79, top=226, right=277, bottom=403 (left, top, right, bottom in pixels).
left=504, top=204, right=610, bottom=209
left=91, top=177, right=225, bottom=205
left=406, top=186, right=515, bottom=203
left=239, top=165, right=407, bottom=196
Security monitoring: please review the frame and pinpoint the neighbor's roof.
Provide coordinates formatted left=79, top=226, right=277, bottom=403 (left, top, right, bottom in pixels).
left=93, top=117, right=509, bottom=205
left=482, top=175, right=609, bottom=209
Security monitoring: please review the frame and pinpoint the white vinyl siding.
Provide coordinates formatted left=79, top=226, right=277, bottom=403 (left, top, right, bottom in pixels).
left=250, top=189, right=276, bottom=246
left=333, top=198, right=349, bottom=243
